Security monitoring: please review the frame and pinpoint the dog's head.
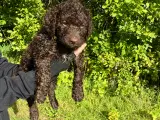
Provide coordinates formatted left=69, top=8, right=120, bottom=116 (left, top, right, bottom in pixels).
left=43, top=0, right=92, bottom=49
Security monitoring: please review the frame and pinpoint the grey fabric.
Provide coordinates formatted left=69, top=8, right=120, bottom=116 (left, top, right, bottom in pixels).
left=0, top=110, right=9, bottom=120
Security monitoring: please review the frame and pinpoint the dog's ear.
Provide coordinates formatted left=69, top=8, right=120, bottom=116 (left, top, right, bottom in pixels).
left=86, top=10, right=92, bottom=38
left=43, top=5, right=60, bottom=38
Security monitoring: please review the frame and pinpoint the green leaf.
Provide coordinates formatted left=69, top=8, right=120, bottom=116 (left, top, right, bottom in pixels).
left=146, top=3, right=149, bottom=8
left=125, top=0, right=131, bottom=3
left=0, top=20, right=6, bottom=26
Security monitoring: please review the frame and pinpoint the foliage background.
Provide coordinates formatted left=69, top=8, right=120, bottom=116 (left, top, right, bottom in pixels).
left=1, top=0, right=160, bottom=119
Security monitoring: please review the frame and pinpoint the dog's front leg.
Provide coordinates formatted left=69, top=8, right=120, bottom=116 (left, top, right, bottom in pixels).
left=35, top=58, right=52, bottom=103
left=48, top=76, right=59, bottom=109
left=72, top=52, right=85, bottom=102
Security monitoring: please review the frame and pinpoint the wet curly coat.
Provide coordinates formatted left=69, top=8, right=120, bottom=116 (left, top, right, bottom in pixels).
left=20, top=0, right=92, bottom=119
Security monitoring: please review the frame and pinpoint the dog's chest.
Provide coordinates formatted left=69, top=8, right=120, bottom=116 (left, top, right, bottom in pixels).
left=53, top=45, right=71, bottom=62
left=56, top=44, right=73, bottom=59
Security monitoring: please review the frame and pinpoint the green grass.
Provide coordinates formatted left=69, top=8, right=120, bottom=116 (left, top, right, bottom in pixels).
left=8, top=83, right=160, bottom=120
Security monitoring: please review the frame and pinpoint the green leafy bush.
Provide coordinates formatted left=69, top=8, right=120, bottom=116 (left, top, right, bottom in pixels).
left=0, top=0, right=45, bottom=53
left=85, top=0, right=160, bottom=96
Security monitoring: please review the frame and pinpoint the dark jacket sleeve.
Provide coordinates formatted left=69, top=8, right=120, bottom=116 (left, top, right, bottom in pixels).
left=0, top=53, right=36, bottom=111
left=0, top=71, right=36, bottom=112
left=0, top=54, right=35, bottom=112
left=0, top=110, right=9, bottom=120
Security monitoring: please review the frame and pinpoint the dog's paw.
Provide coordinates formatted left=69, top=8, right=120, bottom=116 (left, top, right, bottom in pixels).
left=29, top=105, right=39, bottom=120
left=30, top=114, right=39, bottom=120
left=72, top=86, right=84, bottom=102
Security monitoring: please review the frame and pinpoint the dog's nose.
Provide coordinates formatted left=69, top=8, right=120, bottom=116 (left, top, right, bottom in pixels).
left=70, top=37, right=79, bottom=44
left=70, top=37, right=78, bottom=42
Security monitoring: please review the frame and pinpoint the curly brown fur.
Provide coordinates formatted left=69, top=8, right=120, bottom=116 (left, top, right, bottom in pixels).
left=20, top=0, right=92, bottom=119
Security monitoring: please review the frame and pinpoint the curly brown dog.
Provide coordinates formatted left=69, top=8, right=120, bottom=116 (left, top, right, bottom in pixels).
left=20, top=0, right=92, bottom=119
